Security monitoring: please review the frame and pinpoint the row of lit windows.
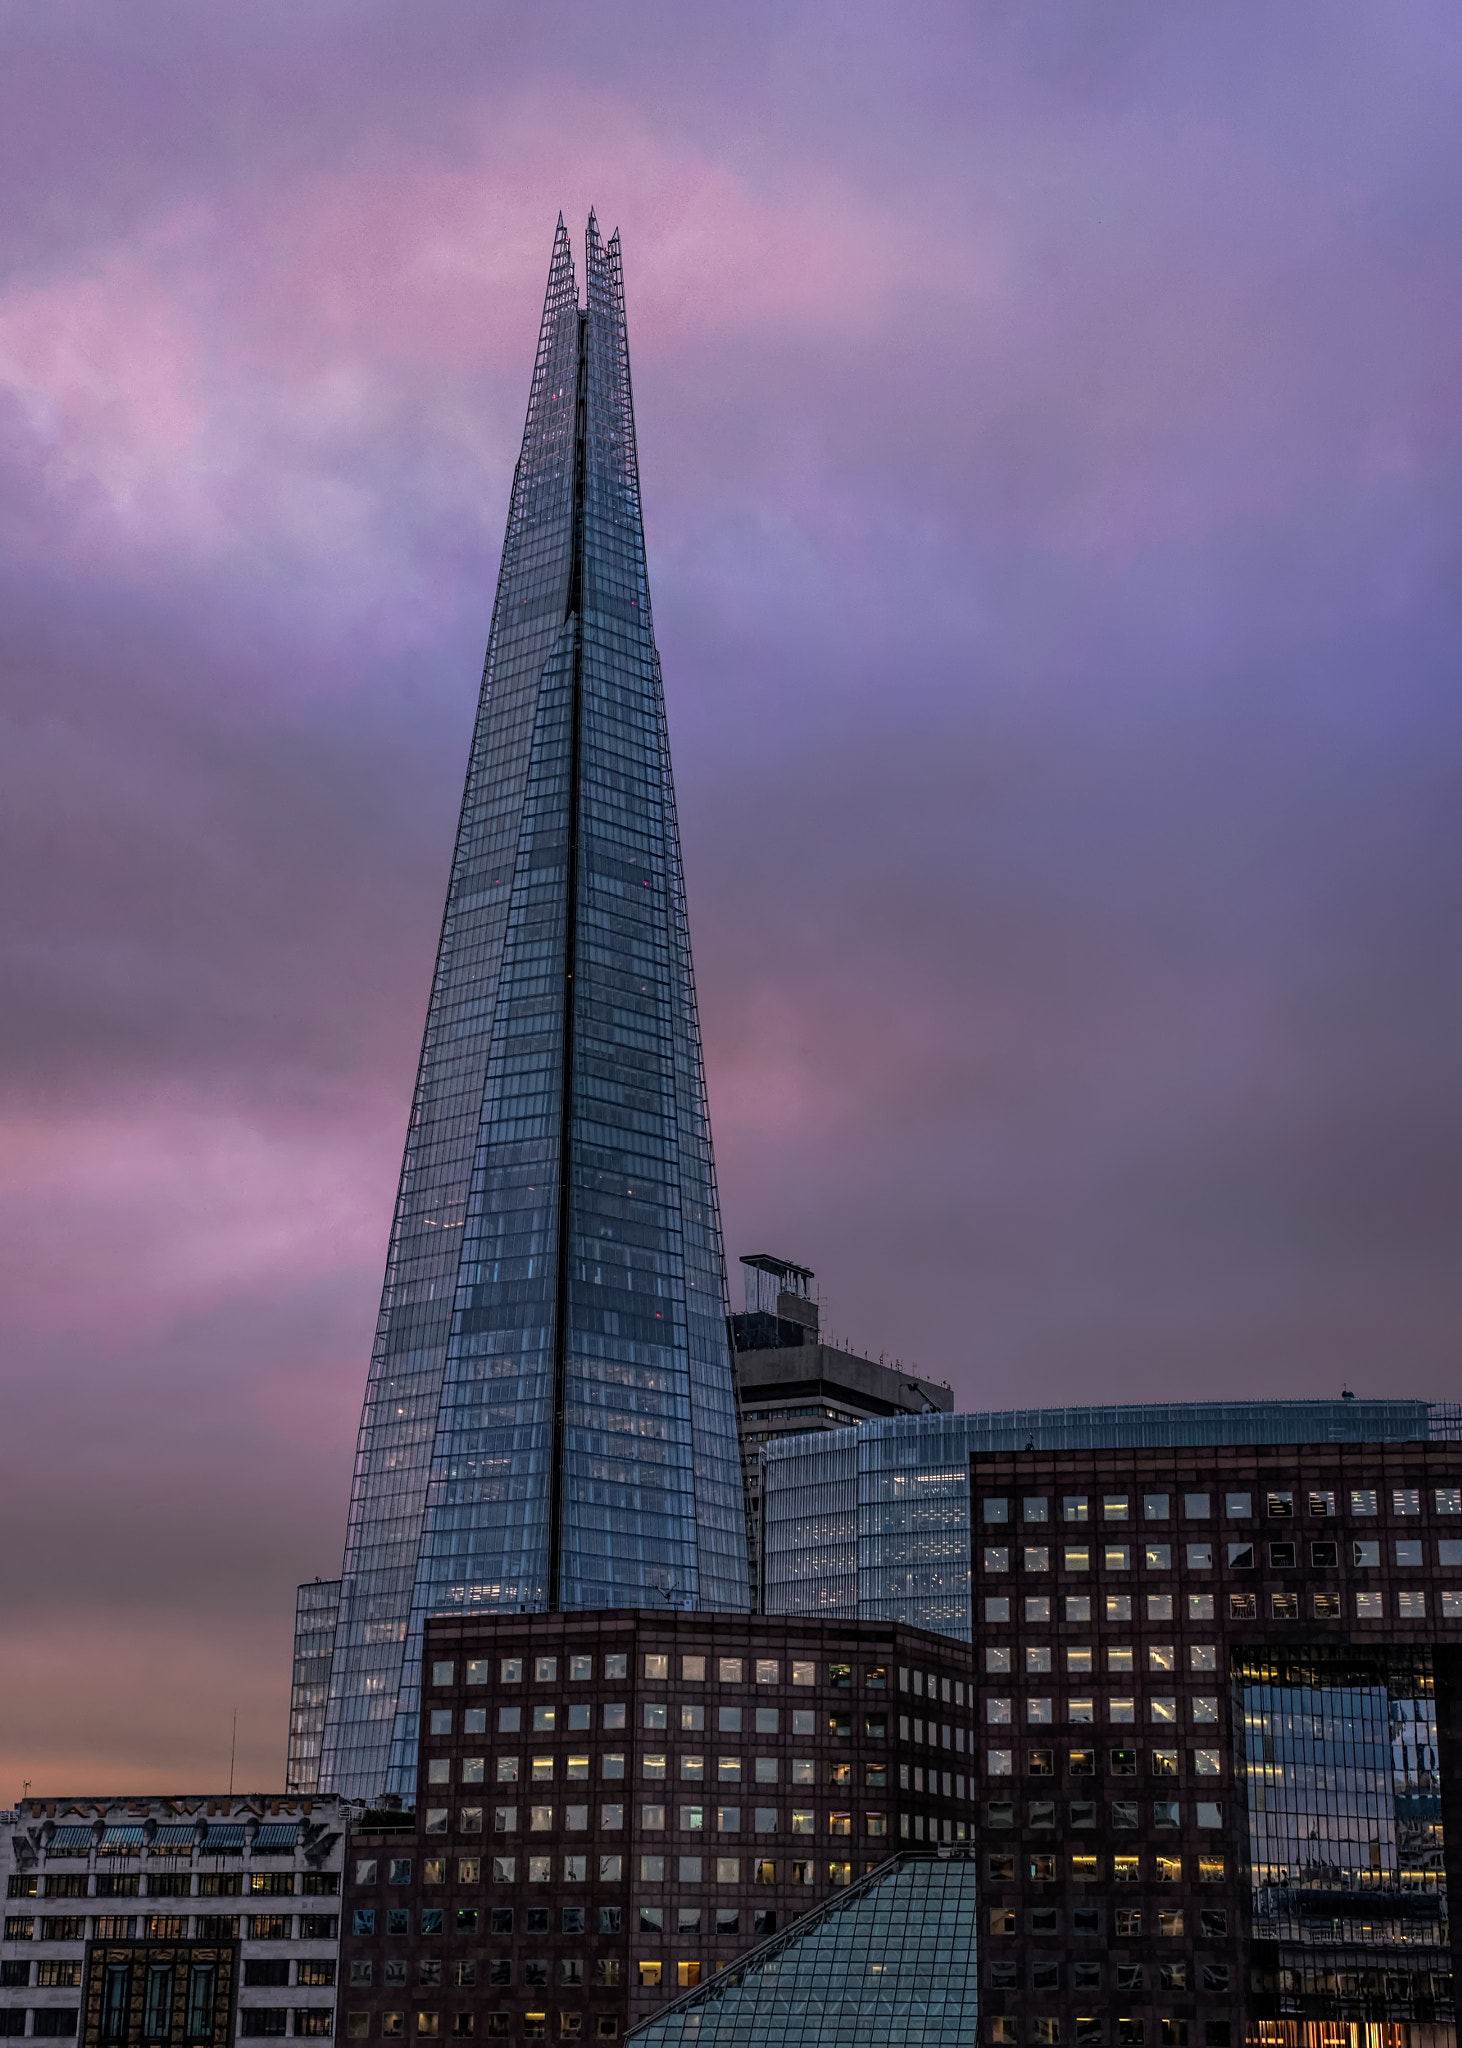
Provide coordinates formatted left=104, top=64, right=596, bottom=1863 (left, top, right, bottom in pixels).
left=420, top=1803, right=890, bottom=1837
left=987, top=1594, right=1212, bottom=1623
left=982, top=1539, right=1462, bottom=1573
left=988, top=1645, right=1217, bottom=1674
left=986, top=1836, right=1229, bottom=1877
left=434, top=1699, right=891, bottom=1740
left=985, top=1698, right=1221, bottom=1726
left=987, top=1750, right=1219, bottom=1778
left=420, top=1750, right=891, bottom=1808
left=982, top=1487, right=1462, bottom=1524
left=428, top=1655, right=921, bottom=1692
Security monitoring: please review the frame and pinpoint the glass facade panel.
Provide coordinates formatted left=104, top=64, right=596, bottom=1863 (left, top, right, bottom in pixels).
left=318, top=217, right=747, bottom=1804
left=1237, top=1647, right=1450, bottom=2033
left=625, top=1850, right=980, bottom=2045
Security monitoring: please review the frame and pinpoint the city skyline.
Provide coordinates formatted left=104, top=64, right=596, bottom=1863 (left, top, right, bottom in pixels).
left=2, top=2, right=1460, bottom=1797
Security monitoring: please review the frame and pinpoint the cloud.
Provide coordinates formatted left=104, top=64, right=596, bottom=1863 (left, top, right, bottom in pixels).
left=2, top=0, right=1461, bottom=1795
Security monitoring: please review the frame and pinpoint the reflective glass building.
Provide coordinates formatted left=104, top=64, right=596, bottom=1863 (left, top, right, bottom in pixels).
left=625, top=1850, right=982, bottom=2047
left=762, top=1402, right=1462, bottom=1642
left=317, top=216, right=748, bottom=1805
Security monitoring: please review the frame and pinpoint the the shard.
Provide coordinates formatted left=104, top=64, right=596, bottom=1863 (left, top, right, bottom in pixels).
left=316, top=215, right=749, bottom=1803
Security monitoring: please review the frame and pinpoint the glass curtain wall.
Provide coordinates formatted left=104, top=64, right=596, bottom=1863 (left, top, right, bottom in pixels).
left=1237, top=1647, right=1451, bottom=2048
left=626, top=1851, right=982, bottom=2047
left=320, top=217, right=747, bottom=1805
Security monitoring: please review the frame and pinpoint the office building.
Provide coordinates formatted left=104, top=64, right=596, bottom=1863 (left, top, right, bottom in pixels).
left=968, top=1442, right=1462, bottom=2048
left=289, top=1584, right=342, bottom=1798
left=337, top=1612, right=975, bottom=2043
left=316, top=214, right=748, bottom=1806
left=762, top=1398, right=1462, bottom=1640
left=0, top=1797, right=347, bottom=2045
left=729, top=1255, right=950, bottom=1606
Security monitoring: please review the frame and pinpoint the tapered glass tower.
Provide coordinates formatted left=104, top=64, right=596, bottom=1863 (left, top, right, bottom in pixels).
left=317, top=215, right=749, bottom=1803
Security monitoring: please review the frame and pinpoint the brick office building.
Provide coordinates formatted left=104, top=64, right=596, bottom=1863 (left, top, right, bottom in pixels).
left=970, top=1442, right=1462, bottom=2048
left=340, top=1613, right=978, bottom=2042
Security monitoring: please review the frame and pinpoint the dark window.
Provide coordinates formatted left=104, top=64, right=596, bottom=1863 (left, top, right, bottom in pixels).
left=244, top=1962, right=290, bottom=1987
left=1073, top=1909, right=1100, bottom=1936
left=986, top=1802, right=1015, bottom=1828
left=1118, top=1968, right=1144, bottom=1993
left=240, top=2017, right=287, bottom=2039
left=1226, top=1545, right=1254, bottom=1570
left=386, top=1910, right=408, bottom=1936
left=1029, top=1752, right=1054, bottom=1777
left=0, top=2016, right=24, bottom=2037
left=185, top=1965, right=216, bottom=2041
left=1113, top=1803, right=1138, bottom=1829
left=455, top=1911, right=477, bottom=1934
left=1074, top=1963, right=1101, bottom=1990
left=453, top=1965, right=475, bottom=1990
left=487, top=1964, right=510, bottom=1989
left=716, top=1910, right=739, bottom=1934
left=639, top=1907, right=662, bottom=1934
left=44, top=1879, right=87, bottom=1901
left=987, top=1854, right=1015, bottom=1879
left=1268, top=1544, right=1295, bottom=1569
left=0, top=1965, right=27, bottom=1989
left=1030, top=1909, right=1058, bottom=1935
left=753, top=1911, right=776, bottom=1936
left=490, top=1909, right=512, bottom=1935
left=989, top=1963, right=1018, bottom=1989
left=103, top=1963, right=130, bottom=2041
left=301, top=1874, right=339, bottom=1896
left=6, top=1879, right=37, bottom=1900
left=1110, top=1753, right=1136, bottom=1777
left=561, top=1909, right=585, bottom=1934
left=1204, top=2029, right=1231, bottom=2048
left=352, top=1911, right=375, bottom=1937
left=1199, top=1910, right=1228, bottom=1938
left=1310, top=1542, right=1338, bottom=1569
left=420, top=1910, right=443, bottom=1935
left=33, top=2016, right=78, bottom=2039
left=523, top=1961, right=548, bottom=1989
left=524, top=1910, right=549, bottom=1937
left=1033, top=1963, right=1061, bottom=1990
left=299, top=1919, right=337, bottom=1941
left=1070, top=1802, right=1097, bottom=1828
left=418, top=1965, right=440, bottom=1989
left=1202, top=1966, right=1229, bottom=1992
left=1076, top=2021, right=1103, bottom=2046
left=597, top=1908, right=621, bottom=1935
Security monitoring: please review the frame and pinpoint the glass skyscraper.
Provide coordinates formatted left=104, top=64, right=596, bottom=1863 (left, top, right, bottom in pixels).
left=316, top=215, right=749, bottom=1803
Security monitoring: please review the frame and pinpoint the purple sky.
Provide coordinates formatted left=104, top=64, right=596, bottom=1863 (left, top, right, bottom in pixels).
left=2, top=1, right=1460, bottom=1796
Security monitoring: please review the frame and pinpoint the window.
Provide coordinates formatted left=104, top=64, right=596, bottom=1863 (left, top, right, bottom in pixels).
left=1026, top=1596, right=1052, bottom=1623
left=1198, top=1856, right=1224, bottom=1883
left=1351, top=1488, right=1377, bottom=1516
left=1067, top=1647, right=1092, bottom=1673
left=241, top=2018, right=287, bottom=2039
left=1228, top=1594, right=1255, bottom=1621
left=1435, top=1488, right=1461, bottom=1515
left=1394, top=1487, right=1420, bottom=1515
left=1192, top=1697, right=1218, bottom=1723
left=1356, top=1591, right=1384, bottom=1618
left=985, top=1498, right=1010, bottom=1523
left=1266, top=1490, right=1293, bottom=1518
left=1151, top=1751, right=1177, bottom=1777
left=988, top=1750, right=1013, bottom=1775
left=1027, top=1646, right=1052, bottom=1673
left=1440, top=1541, right=1462, bottom=1566
left=985, top=1546, right=1010, bottom=1573
left=1065, top=1547, right=1090, bottom=1573
left=1226, top=1543, right=1253, bottom=1569
left=1268, top=1544, right=1295, bottom=1569
left=1186, top=1546, right=1212, bottom=1571
left=1104, top=1546, right=1130, bottom=1572
left=1271, top=1594, right=1298, bottom=1620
